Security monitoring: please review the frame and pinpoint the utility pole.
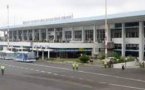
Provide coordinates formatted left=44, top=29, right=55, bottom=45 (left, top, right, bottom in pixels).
left=7, top=5, right=9, bottom=50
left=105, top=0, right=108, bottom=59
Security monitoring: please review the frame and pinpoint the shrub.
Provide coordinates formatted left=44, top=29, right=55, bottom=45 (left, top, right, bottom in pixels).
left=117, top=57, right=125, bottom=63
left=98, top=54, right=105, bottom=60
left=109, top=52, right=120, bottom=59
left=126, top=56, right=135, bottom=62
left=79, top=55, right=90, bottom=63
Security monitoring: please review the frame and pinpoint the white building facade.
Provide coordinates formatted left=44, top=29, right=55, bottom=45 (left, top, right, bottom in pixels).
left=0, top=11, right=145, bottom=61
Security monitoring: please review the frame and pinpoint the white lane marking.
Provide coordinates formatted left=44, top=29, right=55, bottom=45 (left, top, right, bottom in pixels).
left=30, top=69, right=34, bottom=71
left=1, top=62, right=145, bottom=89
left=47, top=72, right=52, bottom=74
left=99, top=82, right=107, bottom=84
left=35, top=70, right=40, bottom=72
left=20, top=67, right=24, bottom=69
left=53, top=73, right=58, bottom=76
left=61, top=75, right=66, bottom=77
left=25, top=68, right=29, bottom=70
left=109, top=83, right=145, bottom=90
left=69, top=76, right=74, bottom=78
left=15, top=66, right=20, bottom=68
left=41, top=71, right=45, bottom=73
left=26, top=63, right=145, bottom=83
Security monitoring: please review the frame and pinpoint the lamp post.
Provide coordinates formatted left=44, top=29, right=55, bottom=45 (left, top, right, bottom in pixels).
left=105, top=0, right=108, bottom=59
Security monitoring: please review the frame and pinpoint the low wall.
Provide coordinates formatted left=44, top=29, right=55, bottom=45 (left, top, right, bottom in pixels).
left=113, top=61, right=139, bottom=68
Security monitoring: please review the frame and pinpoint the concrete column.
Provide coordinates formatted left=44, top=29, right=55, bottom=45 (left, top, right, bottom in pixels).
left=17, top=30, right=19, bottom=41
left=46, top=29, right=48, bottom=42
left=39, top=29, right=42, bottom=41
left=4, top=31, right=6, bottom=41
left=42, top=50, right=44, bottom=60
left=82, top=26, right=85, bottom=42
left=107, top=25, right=111, bottom=42
left=11, top=31, right=14, bottom=41
left=62, top=28, right=65, bottom=41
left=22, top=30, right=24, bottom=41
left=139, top=21, right=144, bottom=61
left=27, top=30, right=29, bottom=41
left=37, top=49, right=39, bottom=57
left=71, top=27, right=74, bottom=41
left=122, top=23, right=126, bottom=57
left=32, top=29, right=35, bottom=41
left=54, top=28, right=56, bottom=42
left=93, top=26, right=96, bottom=43
left=48, top=51, right=50, bottom=59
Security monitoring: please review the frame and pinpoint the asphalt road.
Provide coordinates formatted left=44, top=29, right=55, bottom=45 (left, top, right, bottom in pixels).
left=0, top=60, right=145, bottom=90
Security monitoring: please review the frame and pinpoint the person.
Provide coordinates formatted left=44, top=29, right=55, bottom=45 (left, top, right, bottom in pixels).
left=72, top=62, right=76, bottom=70
left=1, top=65, right=5, bottom=75
left=122, top=64, right=125, bottom=70
left=75, top=62, right=79, bottom=70
left=104, top=61, right=107, bottom=68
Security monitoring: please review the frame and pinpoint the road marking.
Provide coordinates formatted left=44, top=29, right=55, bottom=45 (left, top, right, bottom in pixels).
left=41, top=71, right=45, bottom=73
left=109, top=83, right=145, bottom=90
left=1, top=62, right=145, bottom=89
left=53, top=73, right=58, bottom=76
left=69, top=76, right=74, bottom=78
left=61, top=75, right=66, bottom=77
left=30, top=69, right=34, bottom=71
left=35, top=70, right=40, bottom=72
left=20, top=67, right=24, bottom=69
left=25, top=68, right=29, bottom=70
left=99, top=82, right=107, bottom=84
left=25, top=63, right=145, bottom=83
left=47, top=72, right=52, bottom=74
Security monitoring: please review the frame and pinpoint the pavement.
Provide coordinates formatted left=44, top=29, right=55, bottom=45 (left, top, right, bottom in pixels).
left=0, top=60, right=145, bottom=90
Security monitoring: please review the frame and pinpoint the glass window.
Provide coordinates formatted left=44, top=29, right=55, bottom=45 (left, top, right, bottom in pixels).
left=74, top=30, right=82, bottom=41
left=65, top=31, right=71, bottom=41
left=85, top=30, right=93, bottom=43
left=97, top=29, right=105, bottom=43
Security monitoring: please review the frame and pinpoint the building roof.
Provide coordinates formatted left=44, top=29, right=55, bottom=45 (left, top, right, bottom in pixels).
left=1, top=10, right=145, bottom=31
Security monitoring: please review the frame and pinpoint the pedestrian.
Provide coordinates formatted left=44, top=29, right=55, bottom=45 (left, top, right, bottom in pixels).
left=1, top=65, right=5, bottom=75
left=72, top=62, right=76, bottom=70
left=142, top=62, right=144, bottom=68
left=104, top=61, right=107, bottom=68
left=75, top=62, right=79, bottom=70
left=122, top=64, right=125, bottom=70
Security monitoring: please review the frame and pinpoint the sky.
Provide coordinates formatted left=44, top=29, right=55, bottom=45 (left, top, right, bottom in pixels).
left=0, top=0, right=145, bottom=27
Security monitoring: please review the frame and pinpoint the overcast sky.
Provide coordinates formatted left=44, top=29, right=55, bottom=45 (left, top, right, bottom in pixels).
left=0, top=0, right=145, bottom=27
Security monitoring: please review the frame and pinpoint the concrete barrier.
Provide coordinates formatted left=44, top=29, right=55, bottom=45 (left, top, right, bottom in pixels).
left=113, top=61, right=139, bottom=68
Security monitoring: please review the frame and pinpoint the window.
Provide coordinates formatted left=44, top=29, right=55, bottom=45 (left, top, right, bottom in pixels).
left=74, top=30, right=82, bottom=41
left=115, top=23, right=122, bottom=28
left=125, top=22, right=139, bottom=27
left=126, top=28, right=138, bottom=38
left=85, top=30, right=93, bottom=42
left=65, top=31, right=71, bottom=41
left=97, top=29, right=105, bottom=43
left=126, top=44, right=138, bottom=50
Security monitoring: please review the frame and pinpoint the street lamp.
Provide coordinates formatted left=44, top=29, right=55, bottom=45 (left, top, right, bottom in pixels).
left=105, top=0, right=108, bottom=59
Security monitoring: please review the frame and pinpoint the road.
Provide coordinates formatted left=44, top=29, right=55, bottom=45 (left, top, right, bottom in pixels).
left=0, top=60, right=145, bottom=90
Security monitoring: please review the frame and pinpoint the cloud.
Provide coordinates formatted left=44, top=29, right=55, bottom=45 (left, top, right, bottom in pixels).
left=0, top=0, right=145, bottom=27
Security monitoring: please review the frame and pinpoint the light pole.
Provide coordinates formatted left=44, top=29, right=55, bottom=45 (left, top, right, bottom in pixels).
left=105, top=0, right=108, bottom=59
left=7, top=5, right=10, bottom=50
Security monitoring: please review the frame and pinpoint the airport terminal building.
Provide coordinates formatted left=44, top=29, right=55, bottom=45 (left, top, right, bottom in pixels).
left=0, top=11, right=145, bottom=61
